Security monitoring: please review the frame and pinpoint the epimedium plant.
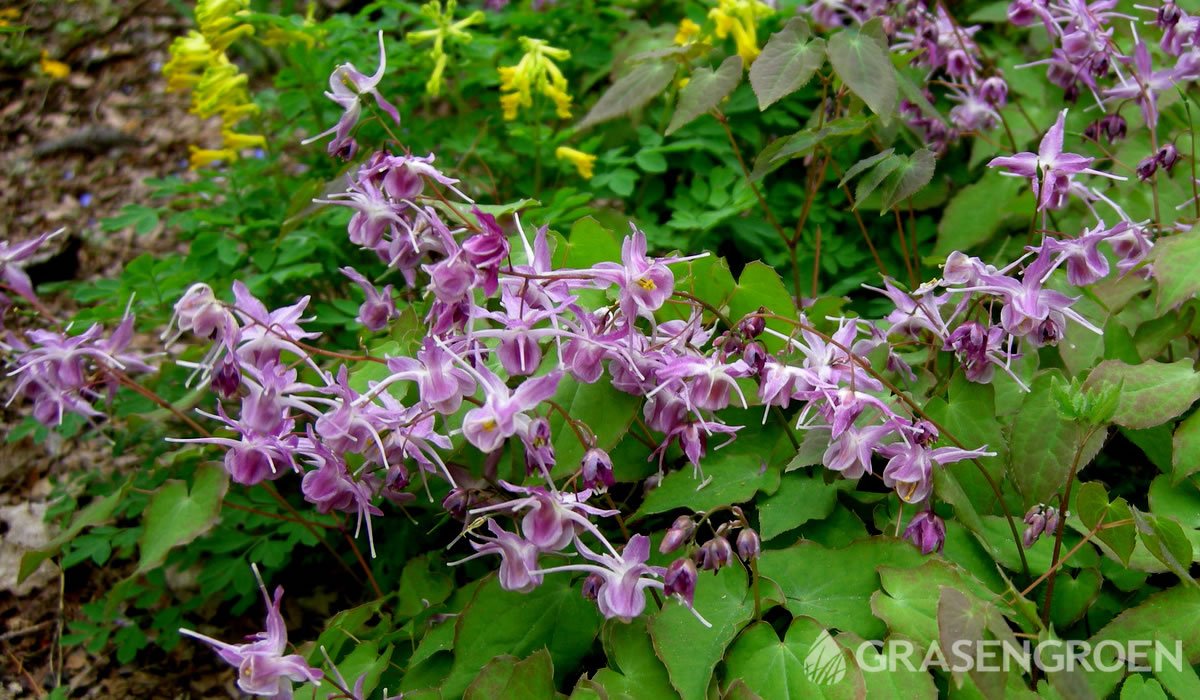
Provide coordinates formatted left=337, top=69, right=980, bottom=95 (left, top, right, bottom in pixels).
left=4, top=0, right=1200, bottom=699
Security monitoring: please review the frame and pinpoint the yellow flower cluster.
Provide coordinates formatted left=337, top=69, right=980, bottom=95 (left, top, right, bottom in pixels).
left=706, top=0, right=773, bottom=64
left=162, top=0, right=265, bottom=168
left=555, top=146, right=596, bottom=180
left=406, top=0, right=485, bottom=98
left=498, top=37, right=572, bottom=121
left=39, top=50, right=70, bottom=79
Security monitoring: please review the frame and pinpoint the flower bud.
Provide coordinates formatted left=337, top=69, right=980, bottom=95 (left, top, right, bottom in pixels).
left=1157, top=143, right=1181, bottom=171
left=1137, top=155, right=1159, bottom=181
left=1103, top=114, right=1127, bottom=142
left=211, top=353, right=241, bottom=399
left=659, top=515, right=695, bottom=554
left=1043, top=506, right=1061, bottom=537
left=903, top=511, right=946, bottom=555
left=736, top=528, right=761, bottom=560
left=978, top=76, right=1008, bottom=106
left=695, top=536, right=732, bottom=572
left=581, top=573, right=603, bottom=601
left=1023, top=505, right=1048, bottom=547
left=663, top=558, right=698, bottom=607
left=442, top=488, right=473, bottom=521
left=581, top=447, right=614, bottom=491
left=1159, top=1, right=1182, bottom=27
left=742, top=341, right=767, bottom=374
left=738, top=311, right=766, bottom=339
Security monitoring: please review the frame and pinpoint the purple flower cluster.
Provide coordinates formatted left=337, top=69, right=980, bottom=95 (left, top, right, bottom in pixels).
left=804, top=0, right=1010, bottom=151
left=1009, top=0, right=1200, bottom=127
left=2, top=230, right=156, bottom=427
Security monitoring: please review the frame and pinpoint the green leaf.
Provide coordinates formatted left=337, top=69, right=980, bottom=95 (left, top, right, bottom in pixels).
left=1150, top=226, right=1200, bottom=312
left=757, top=538, right=924, bottom=639
left=314, top=642, right=393, bottom=700
left=723, top=619, right=864, bottom=699
left=1151, top=630, right=1200, bottom=700
left=750, top=18, right=826, bottom=110
left=870, top=560, right=998, bottom=647
left=1076, top=481, right=1136, bottom=566
left=549, top=375, right=642, bottom=479
left=1083, top=360, right=1200, bottom=430
left=879, top=148, right=936, bottom=212
left=852, top=154, right=903, bottom=206
left=835, top=633, right=938, bottom=698
left=838, top=149, right=895, bottom=188
left=636, top=425, right=786, bottom=517
left=935, top=175, right=1030, bottom=255
left=1120, top=675, right=1168, bottom=700
left=579, top=60, right=676, bottom=130
left=591, top=619, right=676, bottom=699
left=758, top=473, right=840, bottom=541
left=1010, top=371, right=1103, bottom=509
left=753, top=116, right=872, bottom=180
left=728, top=262, right=797, bottom=351
left=1172, top=411, right=1200, bottom=484
left=1148, top=474, right=1200, bottom=530
left=924, top=374, right=1006, bottom=516
left=826, top=18, right=898, bottom=117
left=463, top=650, right=557, bottom=700
left=667, top=55, right=743, bottom=135
left=443, top=576, right=602, bottom=698
left=649, top=565, right=752, bottom=700
left=137, top=465, right=228, bottom=573
left=19, top=479, right=131, bottom=583
left=1087, top=585, right=1200, bottom=697
left=1131, top=508, right=1194, bottom=584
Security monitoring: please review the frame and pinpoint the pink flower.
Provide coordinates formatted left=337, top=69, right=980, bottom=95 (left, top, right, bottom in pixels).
left=180, top=571, right=322, bottom=699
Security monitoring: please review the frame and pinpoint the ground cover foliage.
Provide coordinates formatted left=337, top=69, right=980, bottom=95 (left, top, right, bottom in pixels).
left=4, top=0, right=1200, bottom=697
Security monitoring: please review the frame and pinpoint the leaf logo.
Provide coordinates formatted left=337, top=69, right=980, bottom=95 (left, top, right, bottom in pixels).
left=803, top=629, right=847, bottom=686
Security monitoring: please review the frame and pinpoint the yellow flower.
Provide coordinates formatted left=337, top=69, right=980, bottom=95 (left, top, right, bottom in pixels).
left=39, top=51, right=70, bottom=79
left=163, top=31, right=215, bottom=92
left=675, top=18, right=701, bottom=46
left=191, top=58, right=253, bottom=119
left=406, top=0, right=485, bottom=97
left=708, top=0, right=772, bottom=65
left=188, top=146, right=238, bottom=169
left=196, top=0, right=254, bottom=51
left=221, top=128, right=266, bottom=151
left=0, top=8, right=20, bottom=26
left=499, top=37, right=573, bottom=122
left=556, top=146, right=596, bottom=180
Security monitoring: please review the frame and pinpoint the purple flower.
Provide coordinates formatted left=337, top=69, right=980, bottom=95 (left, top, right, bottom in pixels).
left=469, top=481, right=617, bottom=552
left=663, top=557, right=698, bottom=607
left=879, top=424, right=993, bottom=503
left=461, top=208, right=510, bottom=295
left=904, top=510, right=946, bottom=554
left=302, top=31, right=401, bottom=159
left=575, top=534, right=666, bottom=622
left=453, top=520, right=544, bottom=592
left=659, top=515, right=695, bottom=554
left=384, top=338, right=476, bottom=414
left=593, top=226, right=677, bottom=322
left=695, top=536, right=733, bottom=572
left=0, top=230, right=61, bottom=304
left=988, top=109, right=1124, bottom=211
left=231, top=282, right=319, bottom=369
left=735, top=528, right=760, bottom=560
left=580, top=447, right=614, bottom=491
left=180, top=571, right=323, bottom=699
left=340, top=267, right=398, bottom=331
left=460, top=365, right=562, bottom=453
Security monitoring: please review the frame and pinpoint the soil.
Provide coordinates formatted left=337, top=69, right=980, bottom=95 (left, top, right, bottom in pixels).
left=0, top=2, right=234, bottom=697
